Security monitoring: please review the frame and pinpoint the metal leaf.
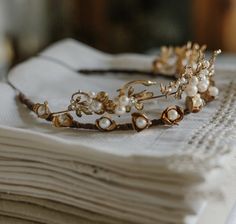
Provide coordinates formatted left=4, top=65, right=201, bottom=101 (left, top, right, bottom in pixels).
left=128, top=86, right=134, bottom=97
left=81, top=107, right=93, bottom=115
left=135, top=102, right=144, bottom=110
left=142, top=92, right=153, bottom=98
left=126, top=105, right=131, bottom=112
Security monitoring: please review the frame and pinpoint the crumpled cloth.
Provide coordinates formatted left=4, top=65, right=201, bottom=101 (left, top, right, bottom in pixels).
left=0, top=39, right=235, bottom=224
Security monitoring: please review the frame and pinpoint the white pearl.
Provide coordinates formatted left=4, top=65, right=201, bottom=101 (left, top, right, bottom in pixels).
left=208, top=86, right=219, bottom=97
left=200, top=74, right=207, bottom=81
left=37, top=105, right=46, bottom=116
left=189, top=76, right=199, bottom=85
left=99, top=117, right=111, bottom=129
left=184, top=85, right=198, bottom=97
left=199, top=69, right=209, bottom=77
left=167, top=109, right=178, bottom=121
left=88, top=91, right=96, bottom=98
left=115, top=105, right=126, bottom=115
left=90, top=100, right=102, bottom=112
left=119, top=95, right=130, bottom=106
left=135, top=117, right=147, bottom=129
left=180, top=77, right=187, bottom=84
left=197, top=81, right=208, bottom=93
left=193, top=97, right=203, bottom=107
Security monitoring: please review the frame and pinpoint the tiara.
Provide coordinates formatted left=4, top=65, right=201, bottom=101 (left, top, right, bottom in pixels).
left=15, top=43, right=221, bottom=132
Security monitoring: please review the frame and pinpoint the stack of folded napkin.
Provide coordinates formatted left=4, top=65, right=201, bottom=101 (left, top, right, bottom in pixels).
left=0, top=39, right=235, bottom=224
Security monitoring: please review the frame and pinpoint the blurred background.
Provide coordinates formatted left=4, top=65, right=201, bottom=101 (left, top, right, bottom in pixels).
left=0, top=0, right=236, bottom=75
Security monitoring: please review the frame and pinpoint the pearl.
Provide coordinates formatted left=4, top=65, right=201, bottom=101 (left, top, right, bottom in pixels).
left=135, top=117, right=147, bottom=129
left=167, top=109, right=178, bottom=121
left=88, top=91, right=96, bottom=98
left=189, top=76, right=199, bottom=85
left=197, top=81, right=208, bottom=93
left=208, top=86, right=219, bottom=97
left=37, top=105, right=46, bottom=116
left=193, top=97, right=203, bottom=107
left=115, top=105, right=126, bottom=115
left=199, top=69, right=209, bottom=77
left=184, top=85, right=198, bottom=97
left=119, top=95, right=130, bottom=106
left=90, top=100, right=102, bottom=112
left=200, top=74, right=207, bottom=81
left=180, top=77, right=187, bottom=84
left=98, top=117, right=111, bottom=129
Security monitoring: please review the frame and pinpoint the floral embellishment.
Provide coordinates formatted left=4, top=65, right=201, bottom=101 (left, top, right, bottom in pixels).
left=185, top=95, right=204, bottom=113
left=52, top=113, right=73, bottom=127
left=161, top=105, right=184, bottom=125
left=131, top=113, right=151, bottom=132
left=33, top=101, right=51, bottom=119
left=96, top=116, right=117, bottom=131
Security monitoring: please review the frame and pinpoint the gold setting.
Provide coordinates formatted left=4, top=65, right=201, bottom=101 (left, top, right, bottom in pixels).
left=33, top=101, right=51, bottom=119
left=185, top=96, right=204, bottom=113
left=52, top=113, right=74, bottom=127
left=161, top=105, right=184, bottom=125
left=95, top=116, right=117, bottom=131
left=131, top=113, right=151, bottom=132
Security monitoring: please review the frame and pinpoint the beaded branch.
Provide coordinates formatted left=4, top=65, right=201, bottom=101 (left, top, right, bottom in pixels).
left=10, top=42, right=221, bottom=132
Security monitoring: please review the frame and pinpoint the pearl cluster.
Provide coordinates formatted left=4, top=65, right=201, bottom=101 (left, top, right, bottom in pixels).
left=85, top=91, right=102, bottom=113
left=183, top=60, right=219, bottom=102
left=86, top=91, right=131, bottom=116
left=90, top=100, right=103, bottom=113
left=115, top=95, right=130, bottom=116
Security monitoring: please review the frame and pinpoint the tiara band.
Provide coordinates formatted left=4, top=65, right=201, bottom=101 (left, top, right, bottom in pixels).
left=14, top=43, right=221, bottom=132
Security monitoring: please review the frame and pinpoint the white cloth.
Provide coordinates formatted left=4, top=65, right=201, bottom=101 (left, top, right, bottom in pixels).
left=0, top=39, right=235, bottom=224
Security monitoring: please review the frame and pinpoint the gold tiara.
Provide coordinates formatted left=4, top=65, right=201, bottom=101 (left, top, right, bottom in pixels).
left=16, top=42, right=221, bottom=132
